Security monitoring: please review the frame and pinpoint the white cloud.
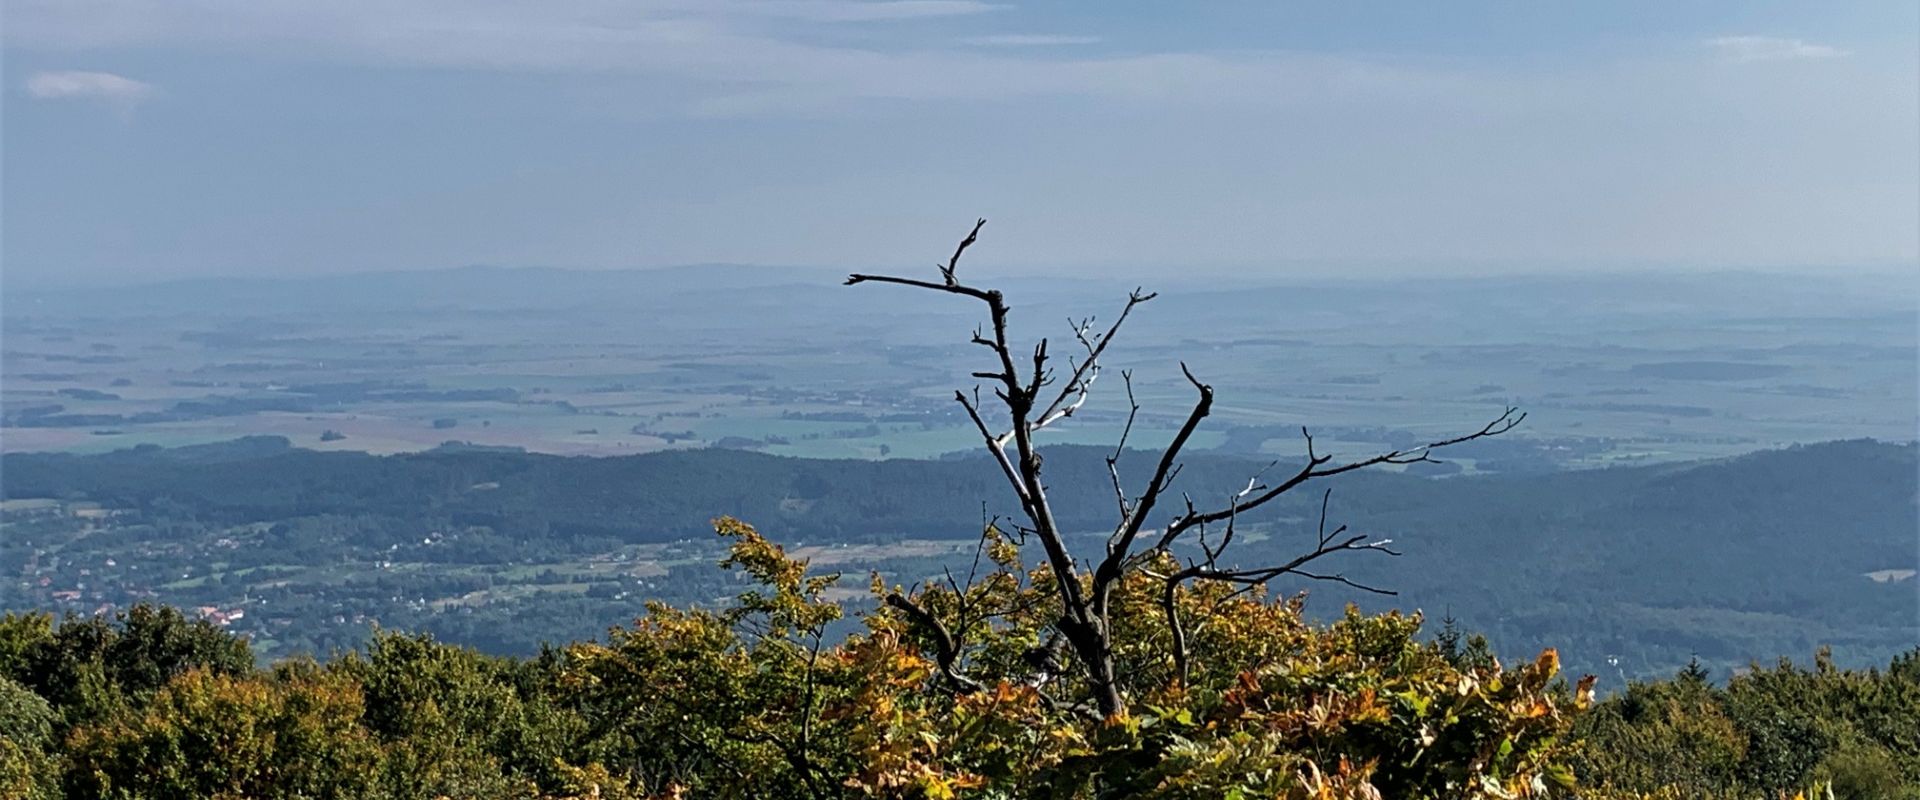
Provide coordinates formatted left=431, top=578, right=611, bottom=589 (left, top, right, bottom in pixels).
left=24, top=70, right=154, bottom=107
left=1, top=1, right=1455, bottom=114
left=751, top=1, right=1000, bottom=22
left=962, top=34, right=1101, bottom=47
left=1706, top=35, right=1849, bottom=63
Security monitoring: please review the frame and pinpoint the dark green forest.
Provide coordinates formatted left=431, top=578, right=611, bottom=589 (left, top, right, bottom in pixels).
left=4, top=437, right=1914, bottom=682
left=4, top=571, right=1916, bottom=798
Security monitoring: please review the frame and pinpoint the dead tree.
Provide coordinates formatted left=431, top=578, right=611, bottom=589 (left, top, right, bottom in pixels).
left=848, top=219, right=1523, bottom=718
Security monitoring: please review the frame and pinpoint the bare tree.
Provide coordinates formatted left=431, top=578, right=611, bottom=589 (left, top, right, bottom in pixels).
left=848, top=219, right=1523, bottom=718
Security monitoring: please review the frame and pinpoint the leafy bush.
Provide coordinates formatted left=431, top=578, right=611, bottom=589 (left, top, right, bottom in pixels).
left=3, top=521, right=1914, bottom=798
left=1574, top=649, right=1920, bottom=799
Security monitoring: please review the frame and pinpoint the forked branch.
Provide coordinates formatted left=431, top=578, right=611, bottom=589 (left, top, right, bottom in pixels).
left=1158, top=488, right=1397, bottom=682
left=848, top=218, right=1525, bottom=717
left=1152, top=407, right=1524, bottom=552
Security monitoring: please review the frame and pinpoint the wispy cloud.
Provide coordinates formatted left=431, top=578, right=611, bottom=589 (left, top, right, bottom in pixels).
left=1706, top=35, right=1849, bottom=63
left=962, top=34, right=1101, bottom=47
left=24, top=70, right=154, bottom=108
left=753, top=1, right=1000, bottom=22
left=2, top=1, right=1452, bottom=115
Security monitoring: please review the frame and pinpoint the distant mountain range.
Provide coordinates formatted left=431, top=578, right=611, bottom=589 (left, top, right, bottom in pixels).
left=9, top=262, right=1914, bottom=319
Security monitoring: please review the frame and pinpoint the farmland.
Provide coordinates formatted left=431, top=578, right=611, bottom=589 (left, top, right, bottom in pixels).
left=4, top=266, right=1913, bottom=469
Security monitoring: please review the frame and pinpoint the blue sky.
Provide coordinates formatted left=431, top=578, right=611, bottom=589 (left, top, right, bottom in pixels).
left=4, top=1, right=1916, bottom=286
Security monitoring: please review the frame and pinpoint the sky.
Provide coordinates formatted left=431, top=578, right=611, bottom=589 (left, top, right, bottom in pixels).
left=3, top=1, right=1917, bottom=286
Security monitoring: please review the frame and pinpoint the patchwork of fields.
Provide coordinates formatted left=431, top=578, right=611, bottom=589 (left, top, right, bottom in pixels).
left=5, top=267, right=1914, bottom=468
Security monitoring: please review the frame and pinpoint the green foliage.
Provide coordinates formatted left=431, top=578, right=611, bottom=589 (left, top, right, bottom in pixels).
left=0, top=675, right=61, bottom=800
left=3, top=521, right=1913, bottom=797
left=61, top=666, right=380, bottom=799
left=328, top=631, right=571, bottom=798
left=0, top=606, right=251, bottom=730
left=90, top=521, right=1597, bottom=797
left=0, top=612, right=54, bottom=678
left=1574, top=648, right=1920, bottom=798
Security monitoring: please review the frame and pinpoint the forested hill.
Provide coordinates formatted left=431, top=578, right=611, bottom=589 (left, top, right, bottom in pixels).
left=4, top=438, right=1915, bottom=680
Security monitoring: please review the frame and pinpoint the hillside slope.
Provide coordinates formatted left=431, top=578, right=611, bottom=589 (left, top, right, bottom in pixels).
left=4, top=438, right=1913, bottom=678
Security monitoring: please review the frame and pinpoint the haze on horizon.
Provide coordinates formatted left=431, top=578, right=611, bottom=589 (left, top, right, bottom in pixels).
left=3, top=1, right=1917, bottom=287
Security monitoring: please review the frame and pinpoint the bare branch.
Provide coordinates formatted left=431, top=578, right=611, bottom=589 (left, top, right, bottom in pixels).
left=1156, top=406, right=1524, bottom=549
left=1159, top=573, right=1188, bottom=685
left=965, top=506, right=994, bottom=591
left=844, top=272, right=992, bottom=302
left=1105, top=370, right=1140, bottom=519
left=1178, top=490, right=1399, bottom=596
left=1289, top=570, right=1398, bottom=596
left=956, top=390, right=1029, bottom=510
left=1314, top=487, right=1335, bottom=547
left=846, top=221, right=1081, bottom=626
left=1149, top=487, right=1395, bottom=682
left=885, top=592, right=986, bottom=693
left=1095, top=363, right=1213, bottom=600
left=1026, top=289, right=1157, bottom=438
left=941, top=218, right=987, bottom=286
